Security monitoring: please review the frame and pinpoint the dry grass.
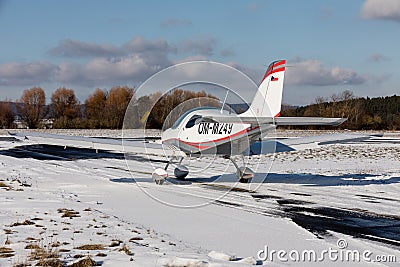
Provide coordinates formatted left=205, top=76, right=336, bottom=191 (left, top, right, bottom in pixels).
left=0, top=181, right=9, bottom=188
left=28, top=246, right=58, bottom=261
left=25, top=244, right=41, bottom=250
left=75, top=244, right=105, bottom=250
left=35, top=258, right=63, bottom=266
left=51, top=241, right=60, bottom=248
left=119, top=244, right=132, bottom=255
left=57, top=208, right=80, bottom=218
left=0, top=246, right=14, bottom=258
left=10, top=219, right=35, bottom=227
left=109, top=239, right=122, bottom=247
left=70, top=256, right=96, bottom=267
left=95, top=252, right=107, bottom=257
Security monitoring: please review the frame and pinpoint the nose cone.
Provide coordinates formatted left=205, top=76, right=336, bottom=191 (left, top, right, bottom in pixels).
left=161, top=128, right=173, bottom=144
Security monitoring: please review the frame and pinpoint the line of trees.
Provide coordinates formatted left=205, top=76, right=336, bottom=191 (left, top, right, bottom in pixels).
left=0, top=86, right=216, bottom=130
left=0, top=86, right=134, bottom=129
left=282, top=90, right=400, bottom=130
left=1, top=87, right=399, bottom=130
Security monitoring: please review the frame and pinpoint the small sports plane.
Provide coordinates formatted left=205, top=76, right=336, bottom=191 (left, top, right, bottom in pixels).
left=159, top=60, right=346, bottom=182
left=10, top=60, right=373, bottom=184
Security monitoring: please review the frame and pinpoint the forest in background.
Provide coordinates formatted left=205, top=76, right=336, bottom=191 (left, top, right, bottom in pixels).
left=0, top=87, right=399, bottom=130
left=281, top=90, right=400, bottom=130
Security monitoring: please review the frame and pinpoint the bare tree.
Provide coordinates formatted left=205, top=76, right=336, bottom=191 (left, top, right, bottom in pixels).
left=0, top=100, right=15, bottom=128
left=147, top=89, right=217, bottom=129
left=85, top=88, right=107, bottom=128
left=105, top=86, right=134, bottom=128
left=17, top=87, right=46, bottom=128
left=51, top=87, right=80, bottom=128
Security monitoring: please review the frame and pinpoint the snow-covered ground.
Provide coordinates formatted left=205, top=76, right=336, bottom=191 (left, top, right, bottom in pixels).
left=0, top=130, right=399, bottom=266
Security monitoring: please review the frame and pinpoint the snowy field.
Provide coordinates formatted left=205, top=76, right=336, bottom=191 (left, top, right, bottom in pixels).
left=0, top=130, right=399, bottom=266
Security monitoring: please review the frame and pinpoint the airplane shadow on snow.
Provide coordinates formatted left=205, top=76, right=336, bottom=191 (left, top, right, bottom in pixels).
left=109, top=173, right=400, bottom=188
left=187, top=172, right=400, bottom=187
left=3, top=144, right=398, bottom=187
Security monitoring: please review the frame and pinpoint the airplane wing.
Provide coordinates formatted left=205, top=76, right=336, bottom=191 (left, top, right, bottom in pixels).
left=10, top=132, right=186, bottom=158
left=197, top=116, right=347, bottom=126
left=247, top=133, right=382, bottom=154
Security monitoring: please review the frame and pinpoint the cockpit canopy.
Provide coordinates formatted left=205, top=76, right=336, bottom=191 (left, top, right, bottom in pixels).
left=171, top=107, right=220, bottom=129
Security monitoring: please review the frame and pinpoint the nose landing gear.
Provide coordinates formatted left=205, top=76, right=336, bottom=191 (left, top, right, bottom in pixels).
left=152, top=156, right=189, bottom=184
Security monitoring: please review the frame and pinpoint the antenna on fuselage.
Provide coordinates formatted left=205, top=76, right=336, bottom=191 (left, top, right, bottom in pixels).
left=221, top=90, right=229, bottom=114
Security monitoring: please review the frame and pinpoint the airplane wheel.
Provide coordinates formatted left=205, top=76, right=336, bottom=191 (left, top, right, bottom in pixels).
left=239, top=178, right=252, bottom=183
left=174, top=165, right=189, bottom=180
left=237, top=167, right=254, bottom=183
left=152, top=168, right=168, bottom=185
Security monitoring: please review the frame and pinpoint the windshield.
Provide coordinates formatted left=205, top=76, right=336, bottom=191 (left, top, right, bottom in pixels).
left=186, top=115, right=201, bottom=128
left=171, top=106, right=219, bottom=129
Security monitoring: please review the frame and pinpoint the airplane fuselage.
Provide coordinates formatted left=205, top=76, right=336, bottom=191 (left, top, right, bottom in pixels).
left=162, top=107, right=274, bottom=156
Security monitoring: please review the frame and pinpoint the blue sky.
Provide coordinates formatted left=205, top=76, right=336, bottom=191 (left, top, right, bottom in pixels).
left=0, top=0, right=399, bottom=105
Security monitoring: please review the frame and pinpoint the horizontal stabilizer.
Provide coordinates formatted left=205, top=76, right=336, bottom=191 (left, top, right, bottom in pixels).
left=274, top=117, right=347, bottom=126
left=197, top=116, right=347, bottom=126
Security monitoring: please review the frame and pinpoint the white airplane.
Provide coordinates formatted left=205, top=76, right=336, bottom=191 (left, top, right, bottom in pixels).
left=10, top=59, right=374, bottom=185
left=158, top=60, right=346, bottom=182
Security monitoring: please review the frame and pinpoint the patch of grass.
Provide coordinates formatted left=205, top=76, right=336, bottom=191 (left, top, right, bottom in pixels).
left=25, top=244, right=41, bottom=250
left=75, top=244, right=105, bottom=250
left=13, top=262, right=29, bottom=267
left=51, top=241, right=60, bottom=248
left=57, top=208, right=80, bottom=218
left=119, top=244, right=132, bottom=256
left=35, top=258, right=63, bottom=267
left=70, top=256, right=96, bottom=267
left=0, top=246, right=14, bottom=258
left=28, top=246, right=58, bottom=261
left=109, top=240, right=122, bottom=247
left=95, top=252, right=107, bottom=257
left=0, top=182, right=10, bottom=188
left=10, top=220, right=35, bottom=227
left=73, top=254, right=84, bottom=259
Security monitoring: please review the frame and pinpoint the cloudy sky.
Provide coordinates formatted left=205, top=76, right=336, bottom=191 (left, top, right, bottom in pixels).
left=0, top=0, right=399, bottom=105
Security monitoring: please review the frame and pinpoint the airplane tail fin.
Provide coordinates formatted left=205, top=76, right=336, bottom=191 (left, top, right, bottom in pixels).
left=241, top=60, right=286, bottom=118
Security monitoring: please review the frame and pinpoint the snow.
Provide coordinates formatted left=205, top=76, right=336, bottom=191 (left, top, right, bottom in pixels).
left=0, top=130, right=399, bottom=266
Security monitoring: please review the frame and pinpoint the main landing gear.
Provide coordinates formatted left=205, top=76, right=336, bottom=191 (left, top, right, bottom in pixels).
left=152, top=157, right=189, bottom=185
left=229, top=157, right=254, bottom=183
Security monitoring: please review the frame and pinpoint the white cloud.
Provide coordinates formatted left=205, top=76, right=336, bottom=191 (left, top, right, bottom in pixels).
left=286, top=59, right=366, bottom=86
left=52, top=55, right=171, bottom=87
left=0, top=61, right=56, bottom=86
left=49, top=36, right=176, bottom=58
left=49, top=39, right=122, bottom=58
left=361, top=0, right=400, bottom=22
